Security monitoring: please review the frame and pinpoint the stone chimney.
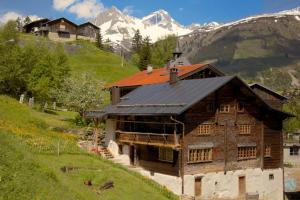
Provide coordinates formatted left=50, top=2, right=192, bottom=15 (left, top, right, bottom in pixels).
left=169, top=67, right=178, bottom=84
left=111, top=86, right=120, bottom=105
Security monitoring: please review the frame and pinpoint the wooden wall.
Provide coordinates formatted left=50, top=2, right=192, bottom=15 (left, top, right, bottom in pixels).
left=77, top=25, right=98, bottom=38
left=183, top=84, right=267, bottom=175
left=48, top=20, right=77, bottom=34
left=263, top=116, right=283, bottom=169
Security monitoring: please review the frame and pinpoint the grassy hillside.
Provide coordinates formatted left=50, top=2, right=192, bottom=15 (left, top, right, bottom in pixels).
left=20, top=34, right=139, bottom=84
left=67, top=40, right=138, bottom=83
left=0, top=95, right=177, bottom=200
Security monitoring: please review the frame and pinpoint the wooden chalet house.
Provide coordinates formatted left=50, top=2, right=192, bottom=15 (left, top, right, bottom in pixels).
left=23, top=18, right=99, bottom=42
left=86, top=66, right=292, bottom=199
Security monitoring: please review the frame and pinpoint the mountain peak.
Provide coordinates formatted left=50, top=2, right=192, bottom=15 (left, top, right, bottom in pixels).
left=153, top=9, right=169, bottom=15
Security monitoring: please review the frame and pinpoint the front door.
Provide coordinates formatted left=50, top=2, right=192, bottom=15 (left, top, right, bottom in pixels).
left=195, top=177, right=202, bottom=197
left=239, top=176, right=246, bottom=196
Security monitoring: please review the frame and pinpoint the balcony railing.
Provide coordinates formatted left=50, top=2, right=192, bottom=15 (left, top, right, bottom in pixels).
left=116, top=130, right=181, bottom=148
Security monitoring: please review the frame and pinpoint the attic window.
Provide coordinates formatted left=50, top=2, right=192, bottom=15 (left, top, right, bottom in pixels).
left=220, top=104, right=230, bottom=113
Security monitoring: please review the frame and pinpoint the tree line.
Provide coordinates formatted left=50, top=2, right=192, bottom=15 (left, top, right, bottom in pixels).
left=130, top=30, right=177, bottom=71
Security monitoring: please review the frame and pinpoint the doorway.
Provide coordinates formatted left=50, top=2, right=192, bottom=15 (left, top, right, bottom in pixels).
left=239, top=176, right=246, bottom=196
left=195, top=177, right=202, bottom=197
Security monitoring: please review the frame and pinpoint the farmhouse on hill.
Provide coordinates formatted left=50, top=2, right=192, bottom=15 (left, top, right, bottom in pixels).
left=86, top=64, right=292, bottom=199
left=23, top=17, right=99, bottom=42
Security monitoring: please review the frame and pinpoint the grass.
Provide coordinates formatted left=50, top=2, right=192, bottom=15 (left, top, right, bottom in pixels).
left=67, top=40, right=139, bottom=84
left=0, top=95, right=177, bottom=200
left=19, top=34, right=139, bottom=84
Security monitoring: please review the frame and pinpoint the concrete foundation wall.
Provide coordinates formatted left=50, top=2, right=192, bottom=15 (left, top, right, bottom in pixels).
left=105, top=119, right=119, bottom=156
left=184, top=168, right=283, bottom=200
left=48, top=32, right=77, bottom=42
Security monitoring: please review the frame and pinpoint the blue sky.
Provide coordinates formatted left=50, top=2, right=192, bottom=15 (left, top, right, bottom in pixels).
left=1, top=0, right=300, bottom=25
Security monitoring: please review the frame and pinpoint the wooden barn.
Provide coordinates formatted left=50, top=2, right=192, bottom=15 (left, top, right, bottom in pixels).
left=86, top=68, right=292, bottom=200
left=77, top=22, right=100, bottom=40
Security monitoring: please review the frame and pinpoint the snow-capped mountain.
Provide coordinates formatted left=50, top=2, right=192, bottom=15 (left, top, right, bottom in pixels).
left=92, top=6, right=300, bottom=47
left=92, top=7, right=192, bottom=44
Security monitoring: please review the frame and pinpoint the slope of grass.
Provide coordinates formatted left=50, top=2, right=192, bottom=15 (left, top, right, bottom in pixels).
left=0, top=95, right=177, bottom=200
left=67, top=40, right=139, bottom=83
left=20, top=34, right=139, bottom=84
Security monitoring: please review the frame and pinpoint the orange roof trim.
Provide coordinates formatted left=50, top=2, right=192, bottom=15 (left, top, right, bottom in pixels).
left=108, top=64, right=209, bottom=88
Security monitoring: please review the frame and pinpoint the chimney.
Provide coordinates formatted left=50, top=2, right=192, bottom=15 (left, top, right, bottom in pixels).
left=169, top=67, right=178, bottom=84
left=111, top=86, right=120, bottom=105
left=147, top=65, right=153, bottom=74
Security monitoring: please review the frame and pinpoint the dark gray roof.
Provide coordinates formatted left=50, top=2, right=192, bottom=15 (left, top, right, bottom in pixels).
left=249, top=83, right=287, bottom=100
left=103, top=76, right=234, bottom=116
left=85, top=76, right=293, bottom=119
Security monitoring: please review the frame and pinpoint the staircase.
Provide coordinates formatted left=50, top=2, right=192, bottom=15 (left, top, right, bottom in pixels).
left=99, top=147, right=114, bottom=159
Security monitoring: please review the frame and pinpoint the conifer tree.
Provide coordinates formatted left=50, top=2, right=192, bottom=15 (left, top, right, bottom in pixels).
left=23, top=16, right=31, bottom=25
left=16, top=17, right=23, bottom=32
left=138, top=36, right=152, bottom=70
left=132, top=29, right=142, bottom=53
left=95, top=29, right=103, bottom=49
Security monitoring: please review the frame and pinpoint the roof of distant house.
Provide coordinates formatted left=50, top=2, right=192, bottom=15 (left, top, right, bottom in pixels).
left=23, top=18, right=50, bottom=28
left=47, top=17, right=78, bottom=27
left=78, top=22, right=100, bottom=29
left=108, top=64, right=225, bottom=88
left=249, top=83, right=287, bottom=100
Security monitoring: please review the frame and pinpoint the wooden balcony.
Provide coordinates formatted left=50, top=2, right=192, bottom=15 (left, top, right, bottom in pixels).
left=116, top=130, right=181, bottom=149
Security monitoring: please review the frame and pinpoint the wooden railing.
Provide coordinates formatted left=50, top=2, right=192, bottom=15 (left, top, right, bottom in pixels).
left=116, top=130, right=181, bottom=148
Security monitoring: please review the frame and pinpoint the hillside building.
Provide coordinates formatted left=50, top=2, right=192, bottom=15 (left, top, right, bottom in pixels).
left=86, top=67, right=291, bottom=199
left=23, top=17, right=99, bottom=42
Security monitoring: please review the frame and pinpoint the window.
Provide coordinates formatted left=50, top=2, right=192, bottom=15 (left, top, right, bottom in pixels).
left=238, top=125, right=251, bottom=135
left=290, top=146, right=299, bottom=156
left=188, top=148, right=212, bottom=163
left=265, top=145, right=271, bottom=157
left=206, top=103, right=215, bottom=112
left=237, top=102, right=245, bottom=112
left=238, top=146, right=256, bottom=160
left=59, top=24, right=66, bottom=30
left=159, top=147, right=173, bottom=162
left=220, top=104, right=230, bottom=113
left=269, top=174, right=274, bottom=180
left=198, top=124, right=213, bottom=135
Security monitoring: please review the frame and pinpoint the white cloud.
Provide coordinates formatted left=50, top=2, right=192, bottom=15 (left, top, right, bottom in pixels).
left=68, top=0, right=105, bottom=19
left=0, top=11, right=22, bottom=24
left=122, top=6, right=134, bottom=15
left=179, top=7, right=184, bottom=12
left=53, top=0, right=77, bottom=11
left=0, top=12, right=42, bottom=25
